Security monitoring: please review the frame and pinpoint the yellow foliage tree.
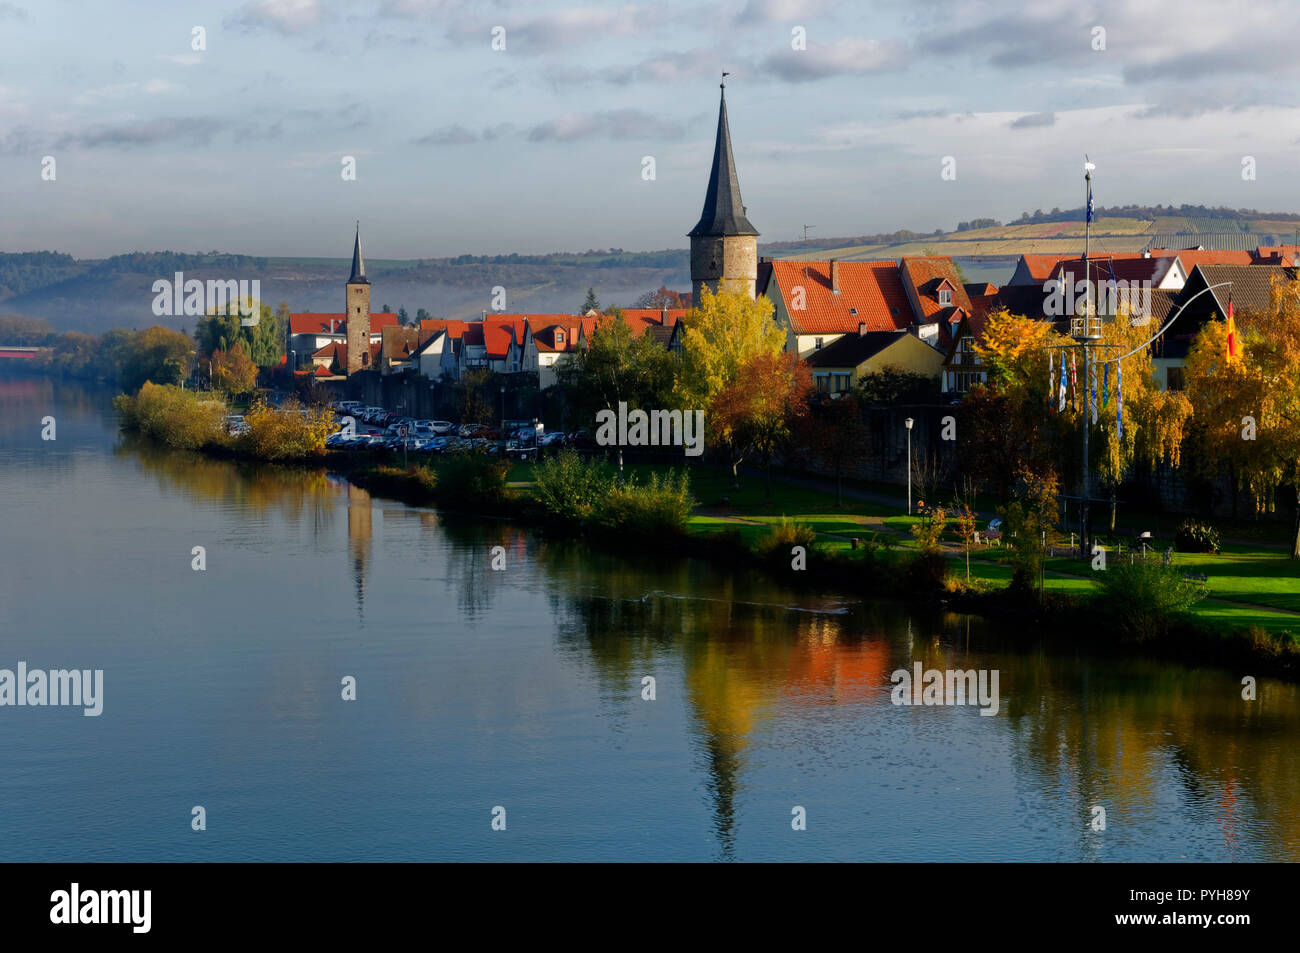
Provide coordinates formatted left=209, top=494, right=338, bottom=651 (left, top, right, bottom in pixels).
left=674, top=287, right=785, bottom=409
left=1186, top=274, right=1300, bottom=554
left=237, top=399, right=334, bottom=460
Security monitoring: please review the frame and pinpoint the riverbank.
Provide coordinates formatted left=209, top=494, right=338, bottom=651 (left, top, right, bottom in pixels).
left=332, top=453, right=1300, bottom=680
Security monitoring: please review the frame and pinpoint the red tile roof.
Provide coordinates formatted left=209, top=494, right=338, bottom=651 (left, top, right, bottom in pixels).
left=768, top=259, right=913, bottom=335
left=1016, top=252, right=1145, bottom=282
left=900, top=257, right=973, bottom=321
left=419, top=319, right=470, bottom=340
left=1047, top=256, right=1182, bottom=286
left=1149, top=248, right=1253, bottom=267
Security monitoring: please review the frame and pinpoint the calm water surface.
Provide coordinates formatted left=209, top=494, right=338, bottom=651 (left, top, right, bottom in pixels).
left=1, top=378, right=1297, bottom=862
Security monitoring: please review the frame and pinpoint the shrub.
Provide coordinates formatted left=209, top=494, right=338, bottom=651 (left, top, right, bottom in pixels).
left=235, top=399, right=333, bottom=460
left=910, top=505, right=947, bottom=553
left=600, top=470, right=693, bottom=537
left=904, top=548, right=950, bottom=592
left=755, top=518, right=818, bottom=563
left=532, top=451, right=616, bottom=522
left=1175, top=519, right=1220, bottom=554
left=1092, top=559, right=1208, bottom=641
left=114, top=382, right=227, bottom=450
left=435, top=452, right=510, bottom=504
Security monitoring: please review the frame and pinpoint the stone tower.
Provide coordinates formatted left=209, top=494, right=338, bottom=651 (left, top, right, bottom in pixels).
left=345, top=224, right=371, bottom=375
left=689, top=81, right=759, bottom=301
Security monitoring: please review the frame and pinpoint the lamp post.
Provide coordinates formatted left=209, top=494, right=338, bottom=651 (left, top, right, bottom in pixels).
left=904, top=417, right=914, bottom=515
left=500, top=385, right=506, bottom=437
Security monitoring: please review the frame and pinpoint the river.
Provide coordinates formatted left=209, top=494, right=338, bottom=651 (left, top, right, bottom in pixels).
left=1, top=377, right=1297, bottom=861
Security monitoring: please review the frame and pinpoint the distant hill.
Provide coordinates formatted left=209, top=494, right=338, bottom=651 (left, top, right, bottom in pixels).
left=4, top=204, right=1298, bottom=333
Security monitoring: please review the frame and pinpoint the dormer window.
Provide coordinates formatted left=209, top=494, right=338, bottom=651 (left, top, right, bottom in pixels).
left=849, top=307, right=859, bottom=316
left=556, top=329, right=565, bottom=345
left=938, top=288, right=952, bottom=306
left=814, top=337, right=824, bottom=349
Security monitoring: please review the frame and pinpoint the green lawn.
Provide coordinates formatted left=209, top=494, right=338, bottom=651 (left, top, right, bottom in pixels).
left=507, top=456, right=1300, bottom=636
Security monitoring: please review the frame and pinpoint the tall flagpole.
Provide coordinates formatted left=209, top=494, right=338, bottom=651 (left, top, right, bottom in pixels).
left=1080, top=158, right=1097, bottom=558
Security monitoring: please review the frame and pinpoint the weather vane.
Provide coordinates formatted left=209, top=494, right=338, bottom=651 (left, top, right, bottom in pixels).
left=721, top=70, right=729, bottom=89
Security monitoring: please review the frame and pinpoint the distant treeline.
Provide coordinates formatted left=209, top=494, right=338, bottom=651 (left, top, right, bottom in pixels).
left=0, top=249, right=270, bottom=298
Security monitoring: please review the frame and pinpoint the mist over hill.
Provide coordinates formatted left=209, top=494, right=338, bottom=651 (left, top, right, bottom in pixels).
left=4, top=203, right=1298, bottom=334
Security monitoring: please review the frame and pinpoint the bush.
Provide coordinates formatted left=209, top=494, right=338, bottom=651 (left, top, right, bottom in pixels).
left=114, top=382, right=227, bottom=450
left=600, top=470, right=693, bottom=537
left=1175, top=519, right=1220, bottom=554
left=755, top=518, right=818, bottom=564
left=910, top=505, right=947, bottom=552
left=1092, top=559, right=1208, bottom=641
left=904, top=548, right=950, bottom=592
left=532, top=451, right=616, bottom=522
left=435, top=452, right=510, bottom=504
left=235, top=399, right=333, bottom=460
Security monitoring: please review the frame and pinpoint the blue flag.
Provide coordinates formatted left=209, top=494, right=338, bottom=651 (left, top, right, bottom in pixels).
left=1086, top=185, right=1095, bottom=224
left=1102, top=362, right=1109, bottom=407
left=1091, top=354, right=1098, bottom=425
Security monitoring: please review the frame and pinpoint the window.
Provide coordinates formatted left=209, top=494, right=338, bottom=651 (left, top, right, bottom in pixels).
left=849, top=307, right=859, bottom=316
left=1166, top=366, right=1185, bottom=391
left=815, top=374, right=830, bottom=393
left=938, top=288, right=952, bottom=306
left=814, top=337, right=824, bottom=349
left=832, top=373, right=851, bottom=393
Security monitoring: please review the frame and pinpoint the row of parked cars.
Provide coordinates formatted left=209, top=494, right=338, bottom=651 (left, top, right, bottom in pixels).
left=324, top=400, right=600, bottom=455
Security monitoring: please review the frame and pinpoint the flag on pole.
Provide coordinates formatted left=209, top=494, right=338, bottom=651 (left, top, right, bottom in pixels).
left=1070, top=350, right=1078, bottom=412
left=1047, top=351, right=1054, bottom=410
left=1226, top=297, right=1237, bottom=362
left=1086, top=184, right=1095, bottom=224
left=1091, top=354, right=1098, bottom=425
left=1059, top=352, right=1067, bottom=412
left=1116, top=359, right=1124, bottom=441
left=1102, top=362, right=1109, bottom=407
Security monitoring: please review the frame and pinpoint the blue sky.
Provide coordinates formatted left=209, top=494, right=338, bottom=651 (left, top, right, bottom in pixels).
left=2, top=0, right=1298, bottom=259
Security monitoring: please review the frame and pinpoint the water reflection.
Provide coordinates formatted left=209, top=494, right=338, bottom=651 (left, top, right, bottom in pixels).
left=11, top=382, right=1296, bottom=861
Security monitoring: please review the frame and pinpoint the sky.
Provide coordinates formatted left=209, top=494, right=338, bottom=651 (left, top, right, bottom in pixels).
left=2, top=0, right=1298, bottom=260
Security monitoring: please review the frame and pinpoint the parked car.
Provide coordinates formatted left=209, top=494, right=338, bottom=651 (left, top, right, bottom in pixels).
left=427, top=420, right=456, bottom=435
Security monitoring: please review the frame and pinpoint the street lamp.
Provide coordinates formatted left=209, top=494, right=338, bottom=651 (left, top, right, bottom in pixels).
left=904, top=417, right=914, bottom=515
left=500, top=385, right=506, bottom=439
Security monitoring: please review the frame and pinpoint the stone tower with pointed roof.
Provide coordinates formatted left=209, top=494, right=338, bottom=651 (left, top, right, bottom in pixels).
left=689, top=81, right=759, bottom=301
left=345, top=224, right=371, bottom=375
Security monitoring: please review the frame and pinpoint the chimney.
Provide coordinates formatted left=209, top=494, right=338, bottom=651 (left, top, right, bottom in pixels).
left=830, top=259, right=840, bottom=294
left=858, top=321, right=866, bottom=337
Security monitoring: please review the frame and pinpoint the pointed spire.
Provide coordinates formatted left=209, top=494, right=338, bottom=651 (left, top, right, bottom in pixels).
left=688, top=80, right=758, bottom=238
left=348, top=222, right=368, bottom=284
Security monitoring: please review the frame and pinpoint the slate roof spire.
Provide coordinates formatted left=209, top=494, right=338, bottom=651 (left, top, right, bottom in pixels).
left=688, top=79, right=759, bottom=238
left=348, top=221, right=368, bottom=284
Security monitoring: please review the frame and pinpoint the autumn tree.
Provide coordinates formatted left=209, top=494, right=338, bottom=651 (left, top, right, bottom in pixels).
left=1186, top=275, right=1300, bottom=555
left=674, top=286, right=785, bottom=409
left=710, top=351, right=812, bottom=496
left=211, top=340, right=259, bottom=395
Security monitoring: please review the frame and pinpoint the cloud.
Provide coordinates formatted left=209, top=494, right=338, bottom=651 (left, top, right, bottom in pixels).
left=378, top=0, right=457, bottom=16
left=1009, top=111, right=1055, bottom=128
left=545, top=49, right=738, bottom=88
left=413, top=122, right=515, bottom=145
left=762, top=37, right=908, bottom=81
left=226, top=0, right=323, bottom=34
left=55, top=117, right=229, bottom=150
left=527, top=109, right=687, bottom=142
left=448, top=6, right=651, bottom=54
left=414, top=124, right=479, bottom=145
left=0, top=2, right=27, bottom=20
left=737, top=0, right=829, bottom=22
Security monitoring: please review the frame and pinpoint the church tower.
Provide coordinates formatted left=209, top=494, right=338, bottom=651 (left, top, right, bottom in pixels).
left=345, top=224, right=371, bottom=375
left=689, top=79, right=759, bottom=301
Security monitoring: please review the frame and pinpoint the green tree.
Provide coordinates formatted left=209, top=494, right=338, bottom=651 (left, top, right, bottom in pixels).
left=120, top=326, right=193, bottom=393
left=561, top=315, right=676, bottom=425
left=0, top=315, right=54, bottom=345
left=580, top=288, right=600, bottom=314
